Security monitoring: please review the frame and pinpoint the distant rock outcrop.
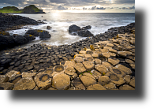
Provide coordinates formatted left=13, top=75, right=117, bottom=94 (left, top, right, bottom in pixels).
left=22, top=5, right=45, bottom=14
left=0, top=5, right=45, bottom=14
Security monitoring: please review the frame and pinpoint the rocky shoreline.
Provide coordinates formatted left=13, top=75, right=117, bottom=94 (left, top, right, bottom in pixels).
left=0, top=22, right=135, bottom=90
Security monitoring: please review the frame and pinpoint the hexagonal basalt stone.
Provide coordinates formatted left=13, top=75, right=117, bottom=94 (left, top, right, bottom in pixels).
left=118, top=51, right=132, bottom=57
left=115, top=64, right=132, bottom=75
left=0, top=75, right=9, bottom=83
left=22, top=72, right=37, bottom=78
left=124, top=75, right=131, bottom=83
left=110, top=67, right=126, bottom=78
left=119, top=85, right=135, bottom=90
left=108, top=58, right=120, bottom=66
left=92, top=53, right=99, bottom=58
left=5, top=70, right=20, bottom=78
left=112, top=77, right=125, bottom=86
left=0, top=82, right=14, bottom=90
left=74, top=57, right=83, bottom=63
left=44, top=69, right=53, bottom=77
left=130, top=63, right=135, bottom=70
left=83, top=61, right=94, bottom=71
left=52, top=73, right=70, bottom=90
left=125, top=59, right=134, bottom=64
left=109, top=74, right=119, bottom=81
left=98, top=76, right=110, bottom=86
left=102, top=62, right=113, bottom=69
left=100, top=49, right=109, bottom=53
left=71, top=77, right=85, bottom=90
left=129, top=77, right=135, bottom=88
left=80, top=73, right=96, bottom=87
left=64, top=67, right=77, bottom=80
left=109, top=48, right=117, bottom=53
left=94, top=58, right=101, bottom=64
left=74, top=63, right=86, bottom=74
left=95, top=64, right=108, bottom=74
left=13, top=77, right=36, bottom=90
left=104, top=82, right=116, bottom=90
left=102, top=52, right=111, bottom=58
left=9, top=74, right=22, bottom=84
left=87, top=84, right=106, bottom=90
left=34, top=72, right=52, bottom=90
left=53, top=65, right=64, bottom=72
left=91, top=69, right=102, bottom=80
left=64, top=61, right=75, bottom=68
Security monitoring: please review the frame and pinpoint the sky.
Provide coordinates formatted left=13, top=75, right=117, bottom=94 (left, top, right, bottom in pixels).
left=0, top=0, right=135, bottom=13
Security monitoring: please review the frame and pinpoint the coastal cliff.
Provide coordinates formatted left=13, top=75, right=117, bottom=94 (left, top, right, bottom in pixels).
left=0, top=5, right=45, bottom=14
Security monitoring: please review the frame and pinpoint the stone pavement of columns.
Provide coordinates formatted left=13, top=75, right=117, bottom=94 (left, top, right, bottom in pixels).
left=0, top=32, right=135, bottom=90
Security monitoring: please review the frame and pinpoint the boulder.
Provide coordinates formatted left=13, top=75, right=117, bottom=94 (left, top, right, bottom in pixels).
left=82, top=25, right=91, bottom=30
left=68, top=24, right=93, bottom=37
left=77, top=30, right=93, bottom=37
left=25, top=29, right=51, bottom=40
left=0, top=35, right=15, bottom=50
left=13, top=34, right=28, bottom=45
left=39, top=30, right=51, bottom=40
left=24, top=34, right=35, bottom=42
left=69, top=24, right=81, bottom=33
left=47, top=26, right=52, bottom=30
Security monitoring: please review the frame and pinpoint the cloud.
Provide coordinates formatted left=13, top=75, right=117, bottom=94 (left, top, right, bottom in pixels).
left=120, top=6, right=135, bottom=10
left=0, top=0, right=135, bottom=12
left=53, top=5, right=68, bottom=10
left=87, top=6, right=106, bottom=10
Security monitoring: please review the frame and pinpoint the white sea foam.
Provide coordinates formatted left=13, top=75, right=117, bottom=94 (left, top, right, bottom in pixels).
left=9, top=13, right=135, bottom=48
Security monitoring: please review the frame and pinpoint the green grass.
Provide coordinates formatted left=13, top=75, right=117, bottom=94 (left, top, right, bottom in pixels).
left=0, top=6, right=22, bottom=13
left=0, top=10, right=22, bottom=13
left=0, top=5, right=41, bottom=13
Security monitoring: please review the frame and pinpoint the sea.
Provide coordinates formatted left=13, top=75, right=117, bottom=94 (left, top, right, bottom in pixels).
left=8, top=12, right=135, bottom=47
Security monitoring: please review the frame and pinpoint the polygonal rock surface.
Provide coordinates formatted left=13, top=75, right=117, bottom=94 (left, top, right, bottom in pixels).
left=112, top=77, right=125, bottom=86
left=53, top=65, right=64, bottom=72
left=64, top=67, right=77, bottom=79
left=109, top=74, right=119, bottom=81
left=104, top=82, right=116, bottom=90
left=95, top=64, right=108, bottom=74
left=9, top=74, right=22, bottom=84
left=0, top=75, right=9, bottom=83
left=115, top=64, right=132, bottom=75
left=98, top=76, right=110, bottom=86
left=74, top=57, right=83, bottom=63
left=5, top=70, right=20, bottom=78
left=110, top=67, right=126, bottom=78
left=108, top=58, right=120, bottom=66
left=124, top=75, right=131, bottom=83
left=52, top=73, right=70, bottom=90
left=64, top=61, right=75, bottom=68
left=92, top=53, right=99, bottom=58
left=87, top=84, right=106, bottom=90
left=119, top=85, right=135, bottom=90
left=109, top=48, right=117, bottom=53
left=80, top=73, right=96, bottom=87
left=102, top=62, right=113, bottom=69
left=22, top=72, right=36, bottom=78
left=129, top=77, right=135, bottom=88
left=130, top=63, right=135, bottom=70
left=102, top=52, right=111, bottom=58
left=71, top=78, right=85, bottom=90
left=34, top=72, right=52, bottom=90
left=94, top=58, right=101, bottom=64
left=13, top=77, right=36, bottom=90
left=100, top=49, right=109, bottom=53
left=0, top=82, right=14, bottom=90
left=91, top=69, right=102, bottom=80
left=74, top=63, right=86, bottom=74
left=125, top=59, right=134, bottom=64
left=83, top=61, right=94, bottom=71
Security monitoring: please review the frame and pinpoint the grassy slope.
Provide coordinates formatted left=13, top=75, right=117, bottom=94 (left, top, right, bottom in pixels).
left=0, top=5, right=42, bottom=13
left=0, top=10, right=22, bottom=13
left=0, top=6, right=22, bottom=13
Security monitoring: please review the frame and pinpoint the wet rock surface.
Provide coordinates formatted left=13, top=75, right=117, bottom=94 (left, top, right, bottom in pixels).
left=69, top=24, right=93, bottom=37
left=0, top=23, right=135, bottom=90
